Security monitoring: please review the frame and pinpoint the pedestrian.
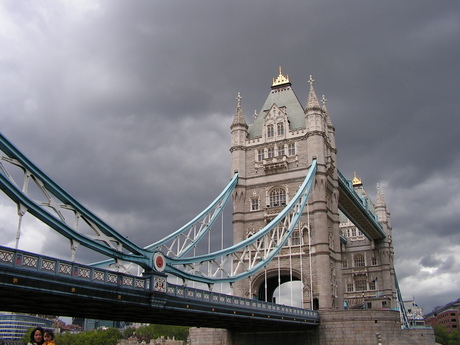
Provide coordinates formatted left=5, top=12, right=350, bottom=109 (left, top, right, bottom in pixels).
left=43, top=329, right=55, bottom=345
left=27, top=327, right=44, bottom=345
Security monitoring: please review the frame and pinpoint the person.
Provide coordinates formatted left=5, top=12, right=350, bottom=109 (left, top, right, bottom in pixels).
left=43, top=329, right=55, bottom=345
left=27, top=327, right=44, bottom=345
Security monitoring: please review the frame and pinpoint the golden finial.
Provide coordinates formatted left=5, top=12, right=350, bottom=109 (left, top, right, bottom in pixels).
left=352, top=171, right=362, bottom=186
left=272, top=66, right=290, bottom=86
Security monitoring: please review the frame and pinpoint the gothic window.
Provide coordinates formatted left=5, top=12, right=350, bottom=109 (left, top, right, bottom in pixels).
left=277, top=123, right=284, bottom=135
left=258, top=149, right=264, bottom=161
left=288, top=143, right=295, bottom=156
left=290, top=229, right=301, bottom=246
left=342, top=260, right=348, bottom=269
left=267, top=147, right=275, bottom=158
left=251, top=198, right=259, bottom=211
left=278, top=145, right=285, bottom=157
left=355, top=279, right=367, bottom=291
left=347, top=283, right=354, bottom=292
left=267, top=125, right=274, bottom=138
left=371, top=257, right=377, bottom=266
left=369, top=280, right=376, bottom=290
left=354, top=254, right=365, bottom=267
left=269, top=187, right=286, bottom=207
left=351, top=228, right=356, bottom=237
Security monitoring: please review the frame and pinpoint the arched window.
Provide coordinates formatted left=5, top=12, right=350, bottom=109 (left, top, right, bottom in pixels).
left=354, top=254, right=365, bottom=267
left=267, top=124, right=274, bottom=138
left=269, top=188, right=286, bottom=207
left=277, top=123, right=284, bottom=135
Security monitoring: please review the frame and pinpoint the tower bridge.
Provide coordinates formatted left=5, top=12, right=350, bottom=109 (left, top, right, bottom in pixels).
left=0, top=69, right=434, bottom=345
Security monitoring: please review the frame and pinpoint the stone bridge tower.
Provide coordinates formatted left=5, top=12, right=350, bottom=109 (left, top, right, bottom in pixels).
left=230, top=68, right=342, bottom=310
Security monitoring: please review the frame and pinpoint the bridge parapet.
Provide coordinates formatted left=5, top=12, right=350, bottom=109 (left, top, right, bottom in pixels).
left=0, top=246, right=319, bottom=325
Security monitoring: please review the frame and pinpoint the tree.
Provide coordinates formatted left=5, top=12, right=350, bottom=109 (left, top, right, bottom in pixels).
left=56, top=327, right=121, bottom=345
left=448, top=330, right=460, bottom=345
left=21, top=327, right=35, bottom=344
left=122, top=326, right=136, bottom=339
left=434, top=324, right=450, bottom=345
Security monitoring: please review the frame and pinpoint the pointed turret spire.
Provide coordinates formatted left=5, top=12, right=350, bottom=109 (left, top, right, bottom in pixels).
left=321, top=95, right=328, bottom=113
left=306, top=75, right=321, bottom=111
left=376, top=183, right=386, bottom=206
left=231, top=92, right=248, bottom=129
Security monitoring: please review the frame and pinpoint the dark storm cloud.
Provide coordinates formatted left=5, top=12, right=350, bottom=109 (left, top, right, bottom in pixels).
left=1, top=0, right=459, bottom=314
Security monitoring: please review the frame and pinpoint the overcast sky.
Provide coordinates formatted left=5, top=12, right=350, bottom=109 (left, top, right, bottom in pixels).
left=1, top=0, right=459, bottom=315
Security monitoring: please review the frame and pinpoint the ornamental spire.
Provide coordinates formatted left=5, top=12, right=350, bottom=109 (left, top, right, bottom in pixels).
left=231, top=92, right=248, bottom=129
left=352, top=171, right=362, bottom=186
left=272, top=66, right=290, bottom=87
left=376, top=183, right=386, bottom=205
left=321, top=95, right=328, bottom=113
left=306, top=75, right=321, bottom=111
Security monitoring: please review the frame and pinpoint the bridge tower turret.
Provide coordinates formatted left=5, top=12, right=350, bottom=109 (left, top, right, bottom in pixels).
left=304, top=75, right=342, bottom=310
left=230, top=92, right=249, bottom=246
left=230, top=68, right=342, bottom=310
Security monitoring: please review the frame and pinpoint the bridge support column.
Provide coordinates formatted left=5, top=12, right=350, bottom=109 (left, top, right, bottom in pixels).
left=189, top=327, right=319, bottom=345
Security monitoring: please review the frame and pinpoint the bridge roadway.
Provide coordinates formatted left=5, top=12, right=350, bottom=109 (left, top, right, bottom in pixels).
left=0, top=246, right=318, bottom=330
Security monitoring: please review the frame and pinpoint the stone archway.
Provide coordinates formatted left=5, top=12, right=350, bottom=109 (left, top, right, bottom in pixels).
left=252, top=268, right=301, bottom=304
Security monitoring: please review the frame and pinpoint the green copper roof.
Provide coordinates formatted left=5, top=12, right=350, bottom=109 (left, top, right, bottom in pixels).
left=248, top=84, right=306, bottom=139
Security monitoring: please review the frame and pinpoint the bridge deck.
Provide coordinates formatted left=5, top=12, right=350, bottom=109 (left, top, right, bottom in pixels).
left=0, top=246, right=318, bottom=330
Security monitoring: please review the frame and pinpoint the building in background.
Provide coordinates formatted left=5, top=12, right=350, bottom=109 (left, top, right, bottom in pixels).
left=0, top=313, right=54, bottom=340
left=72, top=317, right=128, bottom=331
left=425, top=298, right=460, bottom=333
left=403, top=298, right=425, bottom=327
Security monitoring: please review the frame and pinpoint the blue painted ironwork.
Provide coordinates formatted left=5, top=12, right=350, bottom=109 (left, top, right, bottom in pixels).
left=0, top=245, right=319, bottom=326
left=394, top=272, right=410, bottom=329
left=0, top=132, right=318, bottom=285
left=0, top=132, right=154, bottom=269
left=164, top=160, right=317, bottom=284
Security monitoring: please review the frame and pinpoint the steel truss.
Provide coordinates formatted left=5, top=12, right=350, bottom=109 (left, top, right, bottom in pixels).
left=0, top=132, right=316, bottom=286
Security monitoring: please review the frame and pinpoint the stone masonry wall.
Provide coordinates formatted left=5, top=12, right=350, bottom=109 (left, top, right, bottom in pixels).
left=318, top=310, right=435, bottom=345
left=189, top=310, right=435, bottom=345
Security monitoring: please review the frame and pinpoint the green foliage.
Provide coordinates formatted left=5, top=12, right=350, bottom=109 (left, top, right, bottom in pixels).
left=56, top=327, right=121, bottom=345
left=56, top=325, right=188, bottom=344
left=134, top=324, right=189, bottom=341
left=448, top=330, right=460, bottom=345
left=433, top=325, right=460, bottom=345
left=122, top=327, right=136, bottom=339
left=21, top=327, right=35, bottom=344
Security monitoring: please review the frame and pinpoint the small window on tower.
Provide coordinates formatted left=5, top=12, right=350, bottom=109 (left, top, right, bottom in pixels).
left=277, top=123, right=284, bottom=135
left=278, top=145, right=285, bottom=157
left=288, top=143, right=295, bottom=156
left=354, top=254, right=365, bottom=267
left=267, top=125, right=274, bottom=138
left=258, top=149, right=264, bottom=161
left=251, top=198, right=259, bottom=211
left=269, top=187, right=286, bottom=207
left=267, top=147, right=275, bottom=158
